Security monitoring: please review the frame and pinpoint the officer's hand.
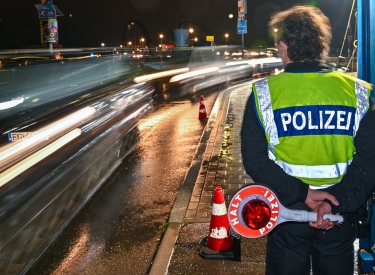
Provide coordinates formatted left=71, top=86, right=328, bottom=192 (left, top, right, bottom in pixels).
left=305, top=189, right=339, bottom=210
left=309, top=201, right=336, bottom=230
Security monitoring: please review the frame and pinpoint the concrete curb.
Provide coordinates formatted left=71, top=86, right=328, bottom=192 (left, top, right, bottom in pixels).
left=148, top=222, right=181, bottom=275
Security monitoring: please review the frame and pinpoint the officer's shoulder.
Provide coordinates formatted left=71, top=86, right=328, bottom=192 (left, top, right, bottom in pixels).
left=331, top=71, right=373, bottom=90
left=353, top=77, right=373, bottom=90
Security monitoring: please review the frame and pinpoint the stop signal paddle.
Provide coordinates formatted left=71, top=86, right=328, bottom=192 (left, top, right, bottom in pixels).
left=228, top=185, right=343, bottom=238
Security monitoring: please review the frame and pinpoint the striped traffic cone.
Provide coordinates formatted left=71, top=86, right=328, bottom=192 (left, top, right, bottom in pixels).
left=199, top=95, right=208, bottom=119
left=200, top=186, right=239, bottom=260
left=206, top=186, right=233, bottom=251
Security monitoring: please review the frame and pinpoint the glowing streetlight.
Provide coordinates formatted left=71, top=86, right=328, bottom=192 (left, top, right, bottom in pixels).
left=101, top=43, right=105, bottom=47
left=159, top=34, right=163, bottom=45
left=189, top=28, right=194, bottom=46
left=128, top=41, right=132, bottom=48
left=141, top=38, right=145, bottom=47
left=228, top=15, right=234, bottom=44
left=192, top=37, right=198, bottom=47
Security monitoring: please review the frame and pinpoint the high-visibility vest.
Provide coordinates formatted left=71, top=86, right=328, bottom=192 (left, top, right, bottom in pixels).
left=252, top=71, right=372, bottom=188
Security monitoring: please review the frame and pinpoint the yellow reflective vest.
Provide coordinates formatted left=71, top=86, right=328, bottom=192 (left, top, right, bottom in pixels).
left=252, top=71, right=372, bottom=188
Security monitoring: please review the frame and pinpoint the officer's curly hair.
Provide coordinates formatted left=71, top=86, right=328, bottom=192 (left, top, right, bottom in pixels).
left=269, top=6, right=332, bottom=62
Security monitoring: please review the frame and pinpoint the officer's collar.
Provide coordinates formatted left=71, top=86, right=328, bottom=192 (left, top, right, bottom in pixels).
left=284, top=61, right=331, bottom=73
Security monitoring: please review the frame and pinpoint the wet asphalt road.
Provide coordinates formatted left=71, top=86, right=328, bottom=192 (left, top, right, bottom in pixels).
left=26, top=83, right=221, bottom=275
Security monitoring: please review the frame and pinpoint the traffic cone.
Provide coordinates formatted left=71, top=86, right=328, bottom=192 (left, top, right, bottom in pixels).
left=199, top=95, right=208, bottom=119
left=206, top=186, right=233, bottom=251
left=199, top=186, right=239, bottom=260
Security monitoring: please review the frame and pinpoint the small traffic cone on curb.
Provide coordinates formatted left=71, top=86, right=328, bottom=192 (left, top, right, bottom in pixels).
left=199, top=95, right=208, bottom=119
left=199, top=186, right=240, bottom=260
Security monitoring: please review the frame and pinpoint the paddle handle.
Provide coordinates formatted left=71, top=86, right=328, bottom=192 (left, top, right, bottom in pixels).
left=280, top=208, right=344, bottom=223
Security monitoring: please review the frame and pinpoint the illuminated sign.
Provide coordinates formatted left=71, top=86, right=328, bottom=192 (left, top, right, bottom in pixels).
left=35, top=3, right=56, bottom=18
left=238, top=20, right=247, bottom=34
left=40, top=18, right=59, bottom=44
left=35, top=0, right=64, bottom=19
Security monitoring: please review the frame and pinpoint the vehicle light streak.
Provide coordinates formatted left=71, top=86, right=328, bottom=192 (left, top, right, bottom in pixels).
left=169, top=67, right=220, bottom=82
left=218, top=64, right=253, bottom=74
left=0, top=97, right=25, bottom=110
left=0, top=128, right=82, bottom=188
left=225, top=57, right=282, bottom=67
left=133, top=68, right=189, bottom=83
left=81, top=111, right=116, bottom=132
left=0, top=107, right=96, bottom=168
left=0, top=80, right=152, bottom=188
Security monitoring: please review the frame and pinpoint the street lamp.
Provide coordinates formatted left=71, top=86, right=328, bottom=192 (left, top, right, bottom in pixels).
left=128, top=41, right=132, bottom=48
left=101, top=43, right=105, bottom=47
left=141, top=38, right=145, bottom=47
left=228, top=14, right=234, bottom=44
left=159, top=34, right=163, bottom=45
left=189, top=28, right=194, bottom=47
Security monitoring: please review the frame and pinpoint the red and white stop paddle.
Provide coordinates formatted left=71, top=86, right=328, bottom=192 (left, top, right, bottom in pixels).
left=228, top=185, right=344, bottom=238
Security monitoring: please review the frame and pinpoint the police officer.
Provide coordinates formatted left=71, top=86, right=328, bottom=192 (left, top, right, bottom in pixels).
left=241, top=5, right=375, bottom=275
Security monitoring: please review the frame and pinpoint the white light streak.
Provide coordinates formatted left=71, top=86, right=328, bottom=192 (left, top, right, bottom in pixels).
left=0, top=128, right=82, bottom=187
left=134, top=68, right=189, bottom=83
left=0, top=97, right=24, bottom=110
left=169, top=67, right=220, bottom=82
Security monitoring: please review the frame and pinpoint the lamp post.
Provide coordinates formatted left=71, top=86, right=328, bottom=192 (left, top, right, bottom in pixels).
left=159, top=34, right=164, bottom=69
left=159, top=34, right=163, bottom=45
left=189, top=28, right=194, bottom=47
left=128, top=41, right=132, bottom=48
left=141, top=38, right=145, bottom=47
left=228, top=14, right=234, bottom=48
left=228, top=14, right=233, bottom=35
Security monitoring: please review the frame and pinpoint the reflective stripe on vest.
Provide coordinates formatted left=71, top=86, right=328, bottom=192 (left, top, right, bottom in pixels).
left=254, top=77, right=369, bottom=183
left=354, top=81, right=370, bottom=136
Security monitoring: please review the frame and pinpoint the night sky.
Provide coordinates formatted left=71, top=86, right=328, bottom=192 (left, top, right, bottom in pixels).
left=0, top=0, right=353, bottom=51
